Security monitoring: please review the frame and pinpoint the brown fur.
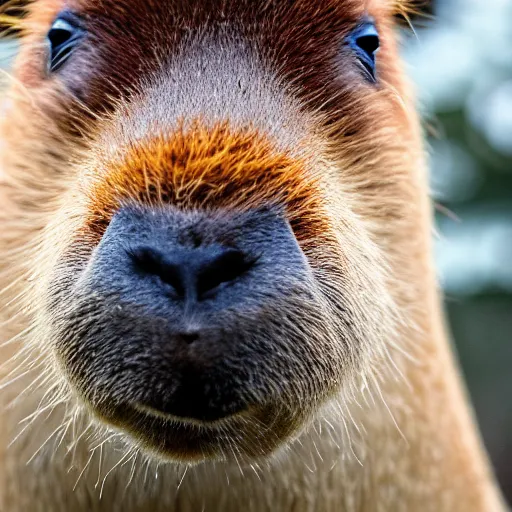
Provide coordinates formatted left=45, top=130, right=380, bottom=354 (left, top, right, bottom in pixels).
left=0, top=0, right=507, bottom=510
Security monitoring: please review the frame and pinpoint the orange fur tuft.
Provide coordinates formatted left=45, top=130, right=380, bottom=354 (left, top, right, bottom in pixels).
left=84, top=122, right=327, bottom=247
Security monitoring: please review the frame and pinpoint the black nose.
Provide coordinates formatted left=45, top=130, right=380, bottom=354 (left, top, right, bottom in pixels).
left=129, top=245, right=256, bottom=301
left=85, top=205, right=311, bottom=422
left=92, top=205, right=307, bottom=317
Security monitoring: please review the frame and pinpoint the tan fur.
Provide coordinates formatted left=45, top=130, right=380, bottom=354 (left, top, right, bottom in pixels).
left=0, top=0, right=507, bottom=510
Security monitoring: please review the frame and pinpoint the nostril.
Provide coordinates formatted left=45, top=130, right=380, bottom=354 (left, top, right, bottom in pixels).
left=197, top=248, right=255, bottom=299
left=129, top=246, right=186, bottom=297
left=127, top=245, right=256, bottom=301
left=178, top=332, right=200, bottom=345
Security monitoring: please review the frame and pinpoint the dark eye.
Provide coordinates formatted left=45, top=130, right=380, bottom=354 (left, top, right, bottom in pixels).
left=47, top=14, right=84, bottom=73
left=348, top=22, right=380, bottom=83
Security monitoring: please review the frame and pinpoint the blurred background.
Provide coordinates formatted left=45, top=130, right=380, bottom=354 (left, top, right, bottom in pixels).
left=402, top=0, right=512, bottom=503
left=0, top=0, right=510, bottom=505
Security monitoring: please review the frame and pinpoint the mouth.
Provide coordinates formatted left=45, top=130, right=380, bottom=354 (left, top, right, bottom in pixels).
left=131, top=401, right=251, bottom=427
left=132, top=402, right=205, bottom=423
left=89, top=396, right=291, bottom=463
left=130, top=392, right=250, bottom=425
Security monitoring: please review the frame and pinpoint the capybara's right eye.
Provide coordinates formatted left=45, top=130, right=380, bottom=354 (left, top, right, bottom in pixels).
left=47, top=13, right=84, bottom=73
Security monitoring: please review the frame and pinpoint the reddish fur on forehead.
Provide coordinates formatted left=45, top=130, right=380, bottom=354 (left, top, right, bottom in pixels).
left=10, top=0, right=410, bottom=124
left=8, top=0, right=412, bottom=51
left=84, top=122, right=328, bottom=245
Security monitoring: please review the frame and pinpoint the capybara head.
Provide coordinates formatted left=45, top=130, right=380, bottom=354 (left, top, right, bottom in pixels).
left=1, top=0, right=422, bottom=464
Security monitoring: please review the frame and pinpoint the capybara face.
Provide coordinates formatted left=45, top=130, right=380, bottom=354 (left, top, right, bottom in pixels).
left=2, top=0, right=417, bottom=463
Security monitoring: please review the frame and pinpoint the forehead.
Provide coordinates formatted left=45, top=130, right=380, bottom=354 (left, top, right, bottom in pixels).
left=31, top=0, right=394, bottom=32
left=21, top=0, right=404, bottom=129
left=27, top=0, right=396, bottom=84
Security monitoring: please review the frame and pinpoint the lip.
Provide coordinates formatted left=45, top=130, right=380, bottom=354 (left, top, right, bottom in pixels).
left=97, top=401, right=268, bottom=462
left=87, top=394, right=298, bottom=462
left=131, top=402, right=247, bottom=427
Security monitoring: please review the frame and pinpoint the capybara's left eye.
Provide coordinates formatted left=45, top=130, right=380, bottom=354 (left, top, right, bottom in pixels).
left=47, top=13, right=84, bottom=73
left=348, top=21, right=380, bottom=83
